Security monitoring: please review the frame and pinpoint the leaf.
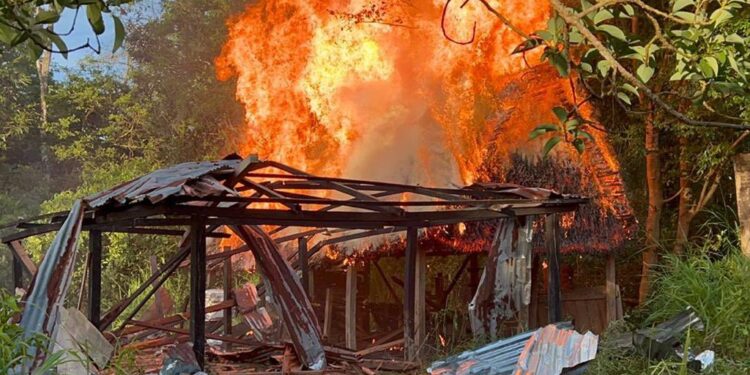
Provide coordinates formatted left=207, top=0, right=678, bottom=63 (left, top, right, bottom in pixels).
left=593, top=10, right=614, bottom=25
left=728, top=54, right=740, bottom=74
left=35, top=10, right=61, bottom=25
left=726, top=33, right=744, bottom=44
left=710, top=8, right=732, bottom=25
left=699, top=56, right=719, bottom=77
left=572, top=138, right=585, bottom=154
left=543, top=49, right=569, bottom=77
left=580, top=62, right=593, bottom=73
left=46, top=31, right=68, bottom=59
left=597, top=59, right=611, bottom=77
left=87, top=4, right=105, bottom=35
left=0, top=22, right=18, bottom=44
left=621, top=83, right=639, bottom=96
left=565, top=118, right=581, bottom=131
left=112, top=15, right=125, bottom=53
left=674, top=11, right=696, bottom=22
left=578, top=130, right=595, bottom=142
left=529, top=124, right=559, bottom=139
left=543, top=136, right=562, bottom=157
left=622, top=4, right=635, bottom=17
left=552, top=106, right=568, bottom=122
left=672, top=0, right=695, bottom=12
left=637, top=64, right=655, bottom=83
left=596, top=24, right=626, bottom=41
left=617, top=91, right=632, bottom=105
left=10, top=31, right=29, bottom=47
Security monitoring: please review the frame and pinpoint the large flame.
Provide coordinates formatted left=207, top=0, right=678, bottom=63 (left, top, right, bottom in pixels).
left=216, top=0, right=551, bottom=186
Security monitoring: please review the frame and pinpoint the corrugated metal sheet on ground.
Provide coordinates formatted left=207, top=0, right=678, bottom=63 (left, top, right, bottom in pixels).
left=427, top=323, right=598, bottom=375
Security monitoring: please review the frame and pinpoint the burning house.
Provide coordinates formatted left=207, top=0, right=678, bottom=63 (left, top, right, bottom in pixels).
left=3, top=0, right=638, bottom=373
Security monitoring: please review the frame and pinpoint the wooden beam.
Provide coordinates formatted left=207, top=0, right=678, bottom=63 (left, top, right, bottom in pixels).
left=403, top=227, right=417, bottom=361
left=299, top=237, right=310, bottom=296
left=190, top=216, right=207, bottom=369
left=545, top=213, right=562, bottom=323
left=345, top=264, right=357, bottom=350
left=8, top=240, right=37, bottom=276
left=88, top=230, right=102, bottom=328
left=414, top=238, right=427, bottom=358
left=605, top=253, right=617, bottom=324
left=443, top=255, right=471, bottom=302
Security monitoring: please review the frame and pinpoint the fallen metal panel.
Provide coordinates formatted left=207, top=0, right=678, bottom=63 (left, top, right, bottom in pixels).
left=427, top=322, right=591, bottom=375
left=17, top=200, right=86, bottom=372
left=514, top=324, right=599, bottom=375
left=230, top=225, right=326, bottom=371
left=86, top=159, right=240, bottom=208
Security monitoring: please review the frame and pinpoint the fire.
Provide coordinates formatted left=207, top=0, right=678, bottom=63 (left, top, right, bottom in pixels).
left=216, top=0, right=551, bottom=186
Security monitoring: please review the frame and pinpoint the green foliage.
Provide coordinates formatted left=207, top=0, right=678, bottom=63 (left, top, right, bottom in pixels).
left=0, top=290, right=73, bottom=373
left=528, top=106, right=594, bottom=157
left=519, top=0, right=750, bottom=155
left=0, top=0, right=133, bottom=58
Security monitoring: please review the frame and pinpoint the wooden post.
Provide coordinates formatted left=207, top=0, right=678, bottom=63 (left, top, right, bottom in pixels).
left=223, top=250, right=233, bottom=337
left=189, top=217, right=206, bottom=369
left=545, top=214, right=562, bottom=323
left=88, top=230, right=102, bottom=328
left=468, top=253, right=480, bottom=292
left=404, top=227, right=417, bottom=360
left=323, top=288, right=333, bottom=340
left=605, top=253, right=617, bottom=324
left=299, top=237, right=310, bottom=296
left=414, top=240, right=427, bottom=358
left=734, top=154, right=750, bottom=257
left=345, top=264, right=357, bottom=350
left=12, top=255, right=22, bottom=291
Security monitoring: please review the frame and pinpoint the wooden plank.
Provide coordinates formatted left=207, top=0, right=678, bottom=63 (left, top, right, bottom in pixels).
left=88, top=231, right=102, bottom=328
left=345, top=264, right=357, bottom=350
left=323, top=288, right=333, bottom=340
left=414, top=241, right=426, bottom=358
left=190, top=216, right=207, bottom=369
left=403, top=227, right=417, bottom=361
left=605, top=253, right=617, bottom=324
left=119, top=300, right=235, bottom=337
left=545, top=213, right=562, bottom=323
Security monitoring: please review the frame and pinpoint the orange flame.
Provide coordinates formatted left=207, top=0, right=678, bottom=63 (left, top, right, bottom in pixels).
left=216, top=0, right=551, bottom=186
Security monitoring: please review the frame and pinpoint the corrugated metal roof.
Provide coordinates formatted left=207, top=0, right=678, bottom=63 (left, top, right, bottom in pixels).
left=17, top=200, right=86, bottom=373
left=427, top=323, right=598, bottom=375
left=86, top=159, right=240, bottom=208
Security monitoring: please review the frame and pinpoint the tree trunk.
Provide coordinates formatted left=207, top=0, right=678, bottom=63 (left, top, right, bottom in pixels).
left=639, top=102, right=662, bottom=305
left=674, top=136, right=693, bottom=254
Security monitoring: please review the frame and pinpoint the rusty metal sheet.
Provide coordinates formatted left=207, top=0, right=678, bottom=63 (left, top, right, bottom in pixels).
left=230, top=225, right=326, bottom=370
left=467, top=182, right=582, bottom=200
left=85, top=159, right=240, bottom=208
left=17, top=200, right=86, bottom=372
left=428, top=322, right=598, bottom=375
left=515, top=324, right=598, bottom=374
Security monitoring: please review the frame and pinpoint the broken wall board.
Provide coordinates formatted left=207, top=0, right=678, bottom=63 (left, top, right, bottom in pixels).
left=53, top=307, right=114, bottom=374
